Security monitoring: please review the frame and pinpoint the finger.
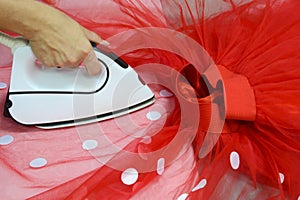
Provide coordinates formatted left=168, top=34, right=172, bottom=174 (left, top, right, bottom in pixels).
left=82, top=27, right=110, bottom=46
left=83, top=50, right=101, bottom=76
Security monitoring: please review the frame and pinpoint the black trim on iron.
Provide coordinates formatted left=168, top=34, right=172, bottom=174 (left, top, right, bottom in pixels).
left=3, top=91, right=12, bottom=118
left=6, top=95, right=155, bottom=127
left=92, top=42, right=128, bottom=69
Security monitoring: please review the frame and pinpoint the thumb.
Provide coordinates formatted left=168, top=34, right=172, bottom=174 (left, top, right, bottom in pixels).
left=83, top=50, right=102, bottom=76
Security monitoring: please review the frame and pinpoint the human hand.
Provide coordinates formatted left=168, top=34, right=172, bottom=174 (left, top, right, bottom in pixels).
left=0, top=0, right=109, bottom=75
left=27, top=5, right=107, bottom=75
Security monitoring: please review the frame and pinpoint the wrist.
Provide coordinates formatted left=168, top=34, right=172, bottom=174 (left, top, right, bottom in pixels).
left=0, top=0, right=63, bottom=39
left=17, top=1, right=60, bottom=39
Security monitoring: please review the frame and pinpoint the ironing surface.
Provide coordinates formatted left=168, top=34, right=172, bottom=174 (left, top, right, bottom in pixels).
left=0, top=0, right=300, bottom=199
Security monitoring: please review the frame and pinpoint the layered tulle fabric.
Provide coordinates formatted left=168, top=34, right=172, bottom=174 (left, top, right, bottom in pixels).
left=120, top=1, right=300, bottom=199
left=158, top=1, right=300, bottom=199
left=0, top=0, right=299, bottom=199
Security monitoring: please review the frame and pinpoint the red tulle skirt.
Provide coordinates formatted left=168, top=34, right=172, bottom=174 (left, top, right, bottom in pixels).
left=0, top=0, right=299, bottom=199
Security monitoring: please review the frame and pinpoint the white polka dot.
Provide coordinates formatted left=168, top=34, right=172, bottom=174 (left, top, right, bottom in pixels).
left=279, top=173, right=285, bottom=184
left=30, top=158, right=47, bottom=168
left=140, top=136, right=152, bottom=144
left=82, top=140, right=98, bottom=150
left=121, top=168, right=139, bottom=185
left=230, top=151, right=240, bottom=170
left=0, top=135, right=14, bottom=145
left=146, top=111, right=161, bottom=121
left=177, top=193, right=189, bottom=200
left=192, top=179, right=207, bottom=192
left=297, top=195, right=300, bottom=200
left=0, top=82, right=7, bottom=89
left=159, top=89, right=173, bottom=97
left=157, top=158, right=165, bottom=175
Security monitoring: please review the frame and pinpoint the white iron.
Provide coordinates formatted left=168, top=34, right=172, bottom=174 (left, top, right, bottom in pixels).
left=1, top=32, right=155, bottom=129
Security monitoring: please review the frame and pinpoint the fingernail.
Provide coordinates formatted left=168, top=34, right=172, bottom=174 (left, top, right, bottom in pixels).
left=79, top=61, right=85, bottom=67
left=100, top=40, right=110, bottom=46
left=35, top=59, right=42, bottom=66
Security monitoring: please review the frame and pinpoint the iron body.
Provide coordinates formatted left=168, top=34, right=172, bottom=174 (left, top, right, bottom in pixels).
left=2, top=36, right=155, bottom=129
